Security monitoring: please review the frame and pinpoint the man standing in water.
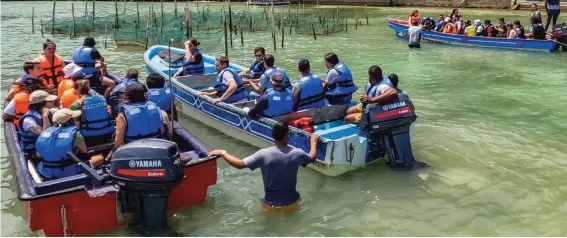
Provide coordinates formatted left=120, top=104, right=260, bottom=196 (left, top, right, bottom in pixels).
left=208, top=122, right=320, bottom=212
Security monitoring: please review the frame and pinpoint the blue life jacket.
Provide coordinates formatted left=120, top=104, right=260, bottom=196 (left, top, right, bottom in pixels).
left=121, top=102, right=163, bottom=143
left=214, top=68, right=248, bottom=103
left=17, top=110, right=43, bottom=151
left=248, top=59, right=265, bottom=79
left=72, top=46, right=97, bottom=74
left=262, top=67, right=292, bottom=90
left=393, top=88, right=410, bottom=102
left=36, top=125, right=80, bottom=180
left=547, top=0, right=561, bottom=14
left=263, top=88, right=294, bottom=117
left=364, top=77, right=393, bottom=97
left=80, top=94, right=115, bottom=137
left=182, top=48, right=205, bottom=76
left=148, top=87, right=173, bottom=111
left=108, top=78, right=141, bottom=116
left=297, top=73, right=327, bottom=110
left=325, top=62, right=358, bottom=105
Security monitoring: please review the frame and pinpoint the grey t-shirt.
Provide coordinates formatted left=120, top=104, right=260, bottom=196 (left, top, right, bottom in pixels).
left=408, top=26, right=422, bottom=45
left=243, top=145, right=312, bottom=206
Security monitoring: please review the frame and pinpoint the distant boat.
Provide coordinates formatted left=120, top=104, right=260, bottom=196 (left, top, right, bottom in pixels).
left=246, top=0, right=290, bottom=6
left=388, top=18, right=559, bottom=52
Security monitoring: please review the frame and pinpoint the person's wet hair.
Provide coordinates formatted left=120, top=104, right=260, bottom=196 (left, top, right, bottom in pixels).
left=324, top=53, right=339, bottom=65
left=124, top=84, right=147, bottom=104
left=23, top=61, right=39, bottom=74
left=43, top=39, right=56, bottom=50
left=388, top=73, right=399, bottom=88
left=298, top=59, right=310, bottom=73
left=272, top=121, right=290, bottom=141
left=263, top=54, right=275, bottom=67
left=187, top=37, right=200, bottom=47
left=146, top=72, right=166, bottom=89
left=75, top=79, right=91, bottom=96
left=368, top=65, right=383, bottom=82
left=217, top=56, right=230, bottom=67
left=126, top=68, right=139, bottom=79
left=513, top=20, right=521, bottom=26
left=253, top=46, right=265, bottom=55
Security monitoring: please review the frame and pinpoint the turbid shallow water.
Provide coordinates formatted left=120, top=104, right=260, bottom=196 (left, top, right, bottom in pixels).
left=1, top=1, right=567, bottom=236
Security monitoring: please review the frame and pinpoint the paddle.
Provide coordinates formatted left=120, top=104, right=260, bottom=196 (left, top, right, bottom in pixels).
left=168, top=38, right=179, bottom=122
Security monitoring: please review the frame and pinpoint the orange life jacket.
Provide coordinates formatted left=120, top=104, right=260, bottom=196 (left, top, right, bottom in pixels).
left=410, top=15, right=421, bottom=26
left=57, top=79, right=75, bottom=99
left=443, top=23, right=457, bottom=34
left=13, top=91, right=30, bottom=127
left=38, top=54, right=64, bottom=88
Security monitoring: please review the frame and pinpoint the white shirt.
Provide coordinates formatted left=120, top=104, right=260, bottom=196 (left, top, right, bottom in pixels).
left=220, top=70, right=235, bottom=85
left=3, top=99, right=15, bottom=116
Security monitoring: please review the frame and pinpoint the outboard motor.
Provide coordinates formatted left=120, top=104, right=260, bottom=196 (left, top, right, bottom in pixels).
left=552, top=23, right=567, bottom=52
left=359, top=97, right=427, bottom=169
left=108, top=139, right=183, bottom=230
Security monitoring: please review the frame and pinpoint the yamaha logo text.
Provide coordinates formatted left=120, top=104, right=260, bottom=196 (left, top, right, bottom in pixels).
left=128, top=160, right=163, bottom=168
left=382, top=101, right=407, bottom=111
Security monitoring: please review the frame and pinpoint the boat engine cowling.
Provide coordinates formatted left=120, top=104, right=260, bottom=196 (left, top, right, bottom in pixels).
left=552, top=23, right=567, bottom=51
left=359, top=97, right=428, bottom=169
left=109, top=139, right=183, bottom=230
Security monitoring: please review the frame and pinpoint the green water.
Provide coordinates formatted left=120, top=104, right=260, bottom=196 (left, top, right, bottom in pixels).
left=2, top=1, right=567, bottom=236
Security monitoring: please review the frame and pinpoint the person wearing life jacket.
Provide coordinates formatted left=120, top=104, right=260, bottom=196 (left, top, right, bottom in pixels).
left=474, top=19, right=485, bottom=36
left=115, top=84, right=172, bottom=147
left=3, top=61, right=46, bottom=124
left=408, top=10, right=421, bottom=27
left=530, top=4, right=543, bottom=32
left=36, top=40, right=65, bottom=90
left=495, top=18, right=508, bottom=37
left=483, top=20, right=497, bottom=37
left=442, top=18, right=457, bottom=34
left=239, top=46, right=266, bottom=80
left=435, top=14, right=445, bottom=32
left=248, top=72, right=295, bottom=118
left=463, top=20, right=476, bottom=36
left=108, top=68, right=145, bottom=117
left=544, top=0, right=561, bottom=31
left=292, top=59, right=326, bottom=111
left=146, top=72, right=173, bottom=112
left=173, top=37, right=205, bottom=77
left=454, top=15, right=464, bottom=34
left=59, top=88, right=79, bottom=109
left=70, top=79, right=115, bottom=147
left=57, top=79, right=75, bottom=99
left=72, top=37, right=116, bottom=99
left=345, top=65, right=397, bottom=124
left=323, top=53, right=358, bottom=105
left=18, top=90, right=57, bottom=159
left=6, top=61, right=47, bottom=100
left=513, top=20, right=526, bottom=39
left=527, top=17, right=547, bottom=40
left=35, top=109, right=105, bottom=180
left=201, top=56, right=248, bottom=105
left=247, top=54, right=292, bottom=95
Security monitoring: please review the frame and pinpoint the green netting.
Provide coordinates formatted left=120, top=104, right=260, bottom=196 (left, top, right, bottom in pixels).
left=295, top=15, right=345, bottom=35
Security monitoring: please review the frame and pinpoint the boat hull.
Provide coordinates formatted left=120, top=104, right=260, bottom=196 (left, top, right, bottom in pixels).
left=388, top=18, right=558, bottom=52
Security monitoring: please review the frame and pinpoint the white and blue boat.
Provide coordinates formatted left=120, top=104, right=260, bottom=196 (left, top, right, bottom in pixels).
left=144, top=45, right=422, bottom=176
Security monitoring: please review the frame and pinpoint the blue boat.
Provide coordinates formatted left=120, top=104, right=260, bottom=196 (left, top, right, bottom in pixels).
left=144, top=45, right=422, bottom=176
left=388, top=18, right=559, bottom=52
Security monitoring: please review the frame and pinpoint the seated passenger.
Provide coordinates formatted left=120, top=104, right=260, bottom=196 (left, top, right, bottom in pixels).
left=323, top=53, right=358, bottom=105
left=247, top=54, right=291, bottom=95
left=513, top=20, right=526, bottom=39
left=173, top=37, right=205, bottom=77
left=463, top=20, right=476, bottom=36
left=434, top=15, right=445, bottom=32
left=36, top=40, right=65, bottom=92
left=72, top=37, right=116, bottom=99
left=146, top=72, right=173, bottom=112
left=115, top=84, right=173, bottom=148
left=200, top=56, right=248, bottom=105
left=35, top=109, right=105, bottom=180
left=109, top=68, right=144, bottom=117
left=344, top=66, right=397, bottom=124
left=527, top=17, right=546, bottom=40
left=483, top=20, right=497, bottom=37
left=57, top=79, right=75, bottom=99
left=248, top=72, right=294, bottom=118
left=506, top=23, right=517, bottom=39
left=387, top=73, right=409, bottom=96
left=239, top=46, right=266, bottom=79
left=59, top=87, right=79, bottom=109
left=474, top=19, right=484, bottom=36
left=292, top=59, right=326, bottom=111
left=3, top=61, right=46, bottom=123
left=18, top=90, right=57, bottom=159
left=442, top=18, right=457, bottom=34
left=408, top=10, right=421, bottom=27
left=71, top=80, right=115, bottom=147
left=495, top=18, right=508, bottom=37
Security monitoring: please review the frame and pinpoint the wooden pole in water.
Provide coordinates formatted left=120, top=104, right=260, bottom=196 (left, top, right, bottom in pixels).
left=123, top=0, right=126, bottom=15
left=229, top=0, right=233, bottom=48
left=240, top=25, right=243, bottom=46
left=85, top=0, right=88, bottom=18
left=188, top=10, right=192, bottom=37
left=32, top=7, right=35, bottom=34
left=104, top=26, right=108, bottom=48
left=114, top=0, right=119, bottom=29
left=271, top=0, right=276, bottom=52
left=356, top=13, right=359, bottom=29
left=311, top=22, right=316, bottom=40
left=289, top=7, right=292, bottom=35
left=136, top=1, right=140, bottom=28
left=41, top=19, right=44, bottom=37
left=281, top=20, right=284, bottom=48
left=146, top=7, right=150, bottom=50
left=185, top=7, right=189, bottom=38
left=72, top=3, right=76, bottom=37
left=223, top=11, right=228, bottom=57
left=51, top=0, right=56, bottom=35
left=365, top=4, right=369, bottom=25
left=174, top=0, right=177, bottom=18
left=69, top=24, right=72, bottom=39
left=345, top=18, right=348, bottom=31
left=160, top=0, right=164, bottom=33
left=92, top=0, right=95, bottom=23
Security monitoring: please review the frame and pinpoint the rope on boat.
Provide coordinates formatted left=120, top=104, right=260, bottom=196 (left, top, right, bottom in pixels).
left=61, top=203, right=70, bottom=237
left=330, top=141, right=335, bottom=166
left=348, top=143, right=354, bottom=165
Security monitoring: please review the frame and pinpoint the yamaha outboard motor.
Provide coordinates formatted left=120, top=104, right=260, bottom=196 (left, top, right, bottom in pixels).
left=551, top=23, right=567, bottom=52
left=109, top=139, right=183, bottom=231
left=359, top=96, right=428, bottom=169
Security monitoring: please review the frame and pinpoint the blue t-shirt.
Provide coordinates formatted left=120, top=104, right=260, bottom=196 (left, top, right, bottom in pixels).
left=243, top=145, right=312, bottom=206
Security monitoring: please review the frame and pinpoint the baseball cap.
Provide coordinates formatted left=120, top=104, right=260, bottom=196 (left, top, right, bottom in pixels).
left=29, top=90, right=57, bottom=104
left=270, top=72, right=285, bottom=87
left=52, top=108, right=82, bottom=124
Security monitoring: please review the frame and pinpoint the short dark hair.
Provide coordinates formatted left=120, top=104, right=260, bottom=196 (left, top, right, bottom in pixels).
left=388, top=73, right=399, bottom=88
left=254, top=46, right=265, bottom=55
left=43, top=39, right=56, bottom=50
left=146, top=72, right=165, bottom=89
left=125, top=84, right=147, bottom=104
left=272, top=121, right=289, bottom=141
left=264, top=54, right=275, bottom=67
left=83, top=36, right=96, bottom=47
left=298, top=59, right=310, bottom=73
left=126, top=68, right=138, bottom=79
left=187, top=37, right=200, bottom=47
left=368, top=65, right=383, bottom=81
left=217, top=56, right=229, bottom=67
left=324, top=53, right=339, bottom=65
left=513, top=20, right=521, bottom=26
left=23, top=61, right=39, bottom=74
left=499, top=17, right=505, bottom=22
left=484, top=19, right=491, bottom=25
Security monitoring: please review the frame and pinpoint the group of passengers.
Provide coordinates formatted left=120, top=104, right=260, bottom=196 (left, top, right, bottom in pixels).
left=3, top=37, right=174, bottom=181
left=411, top=4, right=557, bottom=40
